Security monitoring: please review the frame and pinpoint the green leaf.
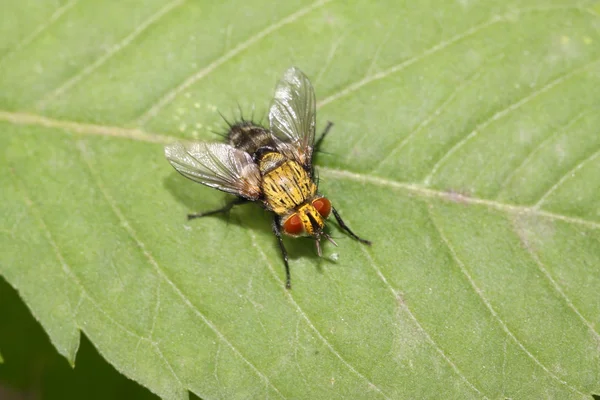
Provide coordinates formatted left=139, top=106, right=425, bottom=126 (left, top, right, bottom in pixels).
left=0, top=277, right=159, bottom=399
left=1, top=0, right=600, bottom=399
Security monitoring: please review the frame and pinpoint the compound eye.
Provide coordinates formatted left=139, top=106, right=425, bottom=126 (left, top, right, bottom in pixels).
left=312, top=197, right=331, bottom=218
left=283, top=213, right=304, bottom=235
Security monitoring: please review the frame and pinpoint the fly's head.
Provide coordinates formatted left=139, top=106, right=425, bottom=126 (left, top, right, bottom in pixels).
left=282, top=197, right=337, bottom=256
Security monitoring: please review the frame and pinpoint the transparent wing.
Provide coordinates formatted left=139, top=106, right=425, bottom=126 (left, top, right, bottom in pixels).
left=269, top=67, right=316, bottom=167
left=165, top=142, right=262, bottom=200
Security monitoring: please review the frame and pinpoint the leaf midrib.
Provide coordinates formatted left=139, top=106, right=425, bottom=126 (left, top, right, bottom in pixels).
left=2, top=109, right=598, bottom=230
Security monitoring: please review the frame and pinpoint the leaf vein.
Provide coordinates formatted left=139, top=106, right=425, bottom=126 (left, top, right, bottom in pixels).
left=511, top=221, right=600, bottom=341
left=36, top=0, right=185, bottom=109
left=316, top=6, right=596, bottom=111
left=494, top=109, right=594, bottom=200
left=533, top=147, right=600, bottom=209
left=0, top=0, right=79, bottom=67
left=153, top=342, right=185, bottom=389
left=12, top=169, right=157, bottom=356
left=246, top=230, right=391, bottom=399
left=0, top=110, right=173, bottom=143
left=75, top=141, right=287, bottom=399
left=321, top=167, right=600, bottom=229
left=426, top=205, right=586, bottom=396
left=2, top=110, right=598, bottom=228
left=371, top=60, right=487, bottom=173
left=149, top=281, right=162, bottom=341
left=423, top=57, right=600, bottom=185
left=316, top=17, right=502, bottom=110
left=135, top=0, right=333, bottom=127
left=358, top=246, right=487, bottom=398
left=313, top=33, right=347, bottom=87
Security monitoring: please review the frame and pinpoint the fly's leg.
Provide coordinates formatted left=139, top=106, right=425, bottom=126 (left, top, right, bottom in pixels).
left=314, top=121, right=334, bottom=153
left=332, top=207, right=372, bottom=245
left=187, top=198, right=248, bottom=220
left=311, top=121, right=334, bottom=179
left=272, top=215, right=292, bottom=289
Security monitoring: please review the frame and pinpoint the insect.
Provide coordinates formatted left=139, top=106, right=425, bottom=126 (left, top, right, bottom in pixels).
left=165, top=67, right=371, bottom=289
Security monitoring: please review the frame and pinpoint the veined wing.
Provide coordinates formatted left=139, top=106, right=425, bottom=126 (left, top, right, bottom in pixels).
left=165, top=142, right=262, bottom=200
left=269, top=67, right=316, bottom=167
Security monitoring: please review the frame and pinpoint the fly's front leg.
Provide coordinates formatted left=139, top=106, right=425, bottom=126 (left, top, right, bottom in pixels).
left=314, top=121, right=334, bottom=153
left=187, top=197, right=248, bottom=220
left=332, top=207, right=371, bottom=245
left=272, top=215, right=292, bottom=289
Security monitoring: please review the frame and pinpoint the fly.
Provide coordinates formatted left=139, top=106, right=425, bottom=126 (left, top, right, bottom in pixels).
left=165, top=67, right=371, bottom=289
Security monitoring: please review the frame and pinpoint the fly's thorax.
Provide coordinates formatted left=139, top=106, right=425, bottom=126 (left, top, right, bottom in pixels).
left=259, top=153, right=317, bottom=214
left=227, top=121, right=275, bottom=155
left=282, top=197, right=332, bottom=237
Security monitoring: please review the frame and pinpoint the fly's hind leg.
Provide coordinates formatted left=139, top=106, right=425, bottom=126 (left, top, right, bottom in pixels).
left=314, top=121, right=334, bottom=153
left=332, top=207, right=372, bottom=245
left=187, top=197, right=248, bottom=220
left=272, top=215, right=292, bottom=289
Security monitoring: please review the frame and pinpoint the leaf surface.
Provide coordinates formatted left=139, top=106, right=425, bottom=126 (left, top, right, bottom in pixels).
left=1, top=0, right=600, bottom=399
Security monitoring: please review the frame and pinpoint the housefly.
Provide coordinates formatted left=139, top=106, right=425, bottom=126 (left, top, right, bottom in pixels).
left=165, top=67, right=370, bottom=289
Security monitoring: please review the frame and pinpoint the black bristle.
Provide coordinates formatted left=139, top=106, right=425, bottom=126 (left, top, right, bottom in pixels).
left=236, top=102, right=245, bottom=122
left=218, top=110, right=233, bottom=127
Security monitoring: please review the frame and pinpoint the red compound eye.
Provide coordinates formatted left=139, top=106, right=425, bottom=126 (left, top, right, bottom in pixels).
left=283, top=213, right=304, bottom=235
left=312, top=197, right=331, bottom=218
